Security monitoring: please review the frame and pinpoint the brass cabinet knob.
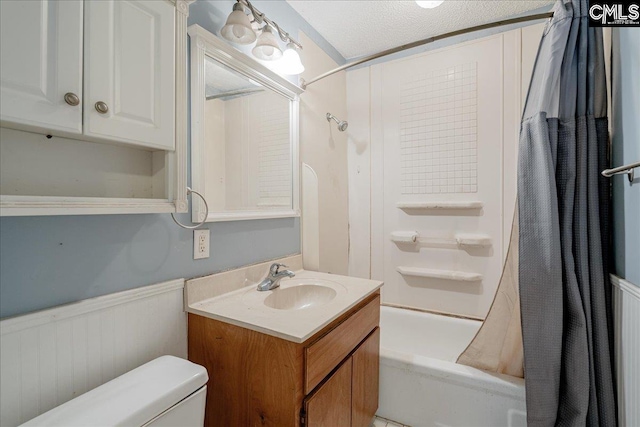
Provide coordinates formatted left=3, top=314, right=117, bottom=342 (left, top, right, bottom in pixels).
left=94, top=101, right=109, bottom=114
left=64, top=92, right=80, bottom=106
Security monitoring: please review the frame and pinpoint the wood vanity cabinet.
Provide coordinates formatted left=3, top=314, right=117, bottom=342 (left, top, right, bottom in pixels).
left=188, top=292, right=380, bottom=427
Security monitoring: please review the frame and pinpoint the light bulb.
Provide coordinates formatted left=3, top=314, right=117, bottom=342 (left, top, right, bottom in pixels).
left=252, top=26, right=283, bottom=61
left=416, top=1, right=444, bottom=8
left=279, top=43, right=304, bottom=75
left=220, top=3, right=256, bottom=45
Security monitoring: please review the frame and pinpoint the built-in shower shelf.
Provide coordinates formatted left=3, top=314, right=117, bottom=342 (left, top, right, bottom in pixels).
left=390, top=231, right=492, bottom=247
left=396, top=201, right=484, bottom=210
left=396, top=266, right=483, bottom=282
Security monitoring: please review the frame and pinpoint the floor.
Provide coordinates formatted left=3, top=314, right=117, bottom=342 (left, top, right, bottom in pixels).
left=372, top=415, right=410, bottom=427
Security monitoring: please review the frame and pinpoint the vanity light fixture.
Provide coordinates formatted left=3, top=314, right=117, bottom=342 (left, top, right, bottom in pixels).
left=220, top=2, right=256, bottom=45
left=416, top=0, right=445, bottom=8
left=280, top=43, right=305, bottom=75
left=221, top=0, right=305, bottom=74
left=252, top=26, right=283, bottom=61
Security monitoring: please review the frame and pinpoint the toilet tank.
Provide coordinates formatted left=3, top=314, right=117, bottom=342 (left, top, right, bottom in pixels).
left=20, top=356, right=208, bottom=427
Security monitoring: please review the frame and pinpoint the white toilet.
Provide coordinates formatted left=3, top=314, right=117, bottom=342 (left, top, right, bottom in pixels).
left=20, top=356, right=208, bottom=427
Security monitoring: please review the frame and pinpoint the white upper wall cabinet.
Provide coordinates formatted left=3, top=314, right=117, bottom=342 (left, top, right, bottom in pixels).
left=0, top=0, right=192, bottom=216
left=84, top=0, right=175, bottom=150
left=0, top=0, right=83, bottom=134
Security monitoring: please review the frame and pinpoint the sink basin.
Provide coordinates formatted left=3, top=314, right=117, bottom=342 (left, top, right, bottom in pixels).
left=264, top=285, right=337, bottom=310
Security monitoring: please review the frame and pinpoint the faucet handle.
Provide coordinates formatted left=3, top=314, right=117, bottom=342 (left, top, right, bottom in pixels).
left=270, top=263, right=288, bottom=275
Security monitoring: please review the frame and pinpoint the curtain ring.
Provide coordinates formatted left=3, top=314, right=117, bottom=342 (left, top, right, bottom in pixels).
left=171, top=187, right=209, bottom=230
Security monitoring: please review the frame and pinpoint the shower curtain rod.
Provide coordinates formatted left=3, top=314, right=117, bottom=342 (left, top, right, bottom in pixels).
left=301, top=11, right=554, bottom=89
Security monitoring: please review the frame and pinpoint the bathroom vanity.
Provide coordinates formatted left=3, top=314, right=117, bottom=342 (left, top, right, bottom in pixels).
left=185, top=256, right=382, bottom=427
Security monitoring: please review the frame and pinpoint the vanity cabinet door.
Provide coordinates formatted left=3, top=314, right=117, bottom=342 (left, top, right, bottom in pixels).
left=0, top=0, right=83, bottom=134
left=352, top=328, right=380, bottom=427
left=305, top=295, right=380, bottom=394
left=84, top=0, right=175, bottom=150
left=304, top=358, right=352, bottom=427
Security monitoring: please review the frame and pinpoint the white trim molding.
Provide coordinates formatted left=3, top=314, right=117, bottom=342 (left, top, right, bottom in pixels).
left=171, top=0, right=195, bottom=213
left=611, top=274, right=640, bottom=300
left=611, top=274, right=640, bottom=427
left=0, top=279, right=184, bottom=334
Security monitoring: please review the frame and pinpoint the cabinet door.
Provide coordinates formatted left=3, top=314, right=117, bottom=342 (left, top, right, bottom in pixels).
left=352, top=328, right=380, bottom=427
left=0, top=0, right=83, bottom=134
left=304, top=358, right=352, bottom=427
left=84, top=0, right=175, bottom=150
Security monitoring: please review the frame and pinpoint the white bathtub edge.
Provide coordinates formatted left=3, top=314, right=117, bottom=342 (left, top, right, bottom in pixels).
left=380, top=346, right=526, bottom=401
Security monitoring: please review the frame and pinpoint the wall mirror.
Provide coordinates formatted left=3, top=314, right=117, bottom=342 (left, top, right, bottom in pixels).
left=188, top=25, right=303, bottom=222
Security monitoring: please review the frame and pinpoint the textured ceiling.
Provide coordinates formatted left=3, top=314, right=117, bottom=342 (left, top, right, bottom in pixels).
left=286, top=0, right=554, bottom=59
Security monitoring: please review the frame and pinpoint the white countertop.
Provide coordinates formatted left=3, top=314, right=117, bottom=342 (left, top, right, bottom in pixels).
left=187, top=269, right=383, bottom=343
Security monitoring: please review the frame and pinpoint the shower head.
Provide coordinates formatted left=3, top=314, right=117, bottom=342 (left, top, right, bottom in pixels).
left=326, top=113, right=348, bottom=132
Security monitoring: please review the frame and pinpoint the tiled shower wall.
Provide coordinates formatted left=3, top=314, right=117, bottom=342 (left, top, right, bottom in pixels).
left=254, top=93, right=291, bottom=206
left=347, top=25, right=545, bottom=318
left=400, top=62, right=478, bottom=195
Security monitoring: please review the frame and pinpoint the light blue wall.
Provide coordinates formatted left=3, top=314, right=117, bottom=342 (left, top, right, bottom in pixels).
left=0, top=0, right=343, bottom=319
left=611, top=28, right=640, bottom=287
left=0, top=216, right=299, bottom=318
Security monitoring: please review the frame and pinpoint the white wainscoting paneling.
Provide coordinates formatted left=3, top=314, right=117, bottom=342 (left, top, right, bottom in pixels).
left=612, top=274, right=640, bottom=427
left=0, top=279, right=186, bottom=427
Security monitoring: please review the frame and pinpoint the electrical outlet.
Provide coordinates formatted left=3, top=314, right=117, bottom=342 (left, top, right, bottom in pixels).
left=193, top=229, right=210, bottom=260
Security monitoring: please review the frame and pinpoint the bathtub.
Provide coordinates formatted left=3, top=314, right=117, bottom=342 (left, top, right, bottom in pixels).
left=377, top=306, right=527, bottom=427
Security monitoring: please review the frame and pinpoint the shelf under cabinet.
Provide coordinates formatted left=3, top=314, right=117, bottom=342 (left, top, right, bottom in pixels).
left=0, top=195, right=176, bottom=216
left=0, top=127, right=180, bottom=216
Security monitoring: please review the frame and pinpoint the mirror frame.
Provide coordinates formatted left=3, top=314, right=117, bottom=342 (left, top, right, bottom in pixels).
left=188, top=24, right=304, bottom=222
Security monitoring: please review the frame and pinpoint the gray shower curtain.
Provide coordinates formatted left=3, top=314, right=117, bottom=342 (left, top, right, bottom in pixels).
left=518, top=0, right=616, bottom=425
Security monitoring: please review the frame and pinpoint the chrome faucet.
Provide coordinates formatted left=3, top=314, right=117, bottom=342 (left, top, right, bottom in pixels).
left=257, top=263, right=295, bottom=291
